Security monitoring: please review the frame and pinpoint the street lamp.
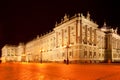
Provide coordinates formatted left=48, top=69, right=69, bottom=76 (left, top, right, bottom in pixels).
left=64, top=43, right=72, bottom=64
left=40, top=49, right=44, bottom=63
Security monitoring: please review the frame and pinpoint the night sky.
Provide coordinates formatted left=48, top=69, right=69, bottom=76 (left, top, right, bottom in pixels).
left=0, top=0, right=120, bottom=55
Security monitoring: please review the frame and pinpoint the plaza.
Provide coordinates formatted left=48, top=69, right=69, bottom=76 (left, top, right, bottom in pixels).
left=0, top=62, right=120, bottom=80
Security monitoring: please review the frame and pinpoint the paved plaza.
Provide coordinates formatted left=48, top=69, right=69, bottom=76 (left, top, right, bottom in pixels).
left=0, top=63, right=120, bottom=80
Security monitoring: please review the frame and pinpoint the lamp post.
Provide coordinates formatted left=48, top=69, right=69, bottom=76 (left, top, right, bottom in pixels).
left=64, top=43, right=71, bottom=64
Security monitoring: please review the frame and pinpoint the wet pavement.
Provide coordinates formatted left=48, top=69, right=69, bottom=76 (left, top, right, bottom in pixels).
left=0, top=62, right=120, bottom=80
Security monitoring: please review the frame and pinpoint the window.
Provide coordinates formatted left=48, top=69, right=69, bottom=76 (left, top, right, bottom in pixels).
left=84, top=51, right=87, bottom=57
left=99, top=53, right=101, bottom=57
left=59, top=32, right=61, bottom=35
left=118, top=54, right=120, bottom=58
left=69, top=52, right=73, bottom=57
left=65, top=29, right=67, bottom=32
left=71, top=27, right=74, bottom=30
left=62, top=53, right=64, bottom=57
left=113, top=54, right=117, bottom=58
left=102, top=54, right=104, bottom=57
left=93, top=52, right=96, bottom=57
left=88, top=28, right=89, bottom=31
left=89, top=51, right=92, bottom=58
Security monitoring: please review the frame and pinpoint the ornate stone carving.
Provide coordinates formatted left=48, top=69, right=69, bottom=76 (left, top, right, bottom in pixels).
left=86, top=12, right=90, bottom=20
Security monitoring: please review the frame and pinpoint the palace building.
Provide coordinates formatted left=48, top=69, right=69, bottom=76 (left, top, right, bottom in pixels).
left=1, top=12, right=120, bottom=63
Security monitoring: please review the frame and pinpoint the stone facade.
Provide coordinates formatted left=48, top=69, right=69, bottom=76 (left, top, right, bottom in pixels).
left=1, top=12, right=120, bottom=63
left=1, top=45, right=17, bottom=62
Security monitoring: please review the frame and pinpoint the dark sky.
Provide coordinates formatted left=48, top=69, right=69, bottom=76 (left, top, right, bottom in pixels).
left=0, top=0, right=120, bottom=54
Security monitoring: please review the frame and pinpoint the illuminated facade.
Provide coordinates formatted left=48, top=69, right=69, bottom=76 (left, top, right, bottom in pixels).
left=1, top=12, right=120, bottom=63
left=1, top=45, right=17, bottom=62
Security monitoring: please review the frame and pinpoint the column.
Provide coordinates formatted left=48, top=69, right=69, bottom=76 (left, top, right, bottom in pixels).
left=85, top=25, right=87, bottom=44
left=68, top=26, right=70, bottom=44
left=90, top=27, right=92, bottom=44
left=76, top=20, right=79, bottom=43
left=56, top=32, right=58, bottom=47
left=62, top=29, right=64, bottom=46
left=94, top=29, right=96, bottom=46
left=80, top=20, right=82, bottom=43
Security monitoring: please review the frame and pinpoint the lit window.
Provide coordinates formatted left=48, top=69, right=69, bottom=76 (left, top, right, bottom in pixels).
left=62, top=53, right=64, bottom=57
